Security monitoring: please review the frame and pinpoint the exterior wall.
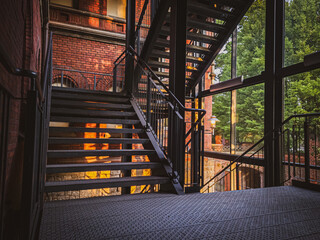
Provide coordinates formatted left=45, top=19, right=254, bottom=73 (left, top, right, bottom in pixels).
left=52, top=34, right=124, bottom=75
left=0, top=0, right=43, bottom=238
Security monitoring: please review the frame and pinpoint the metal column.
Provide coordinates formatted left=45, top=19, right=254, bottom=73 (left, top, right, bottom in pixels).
left=230, top=29, right=238, bottom=190
left=125, top=0, right=136, bottom=93
left=169, top=0, right=187, bottom=186
left=264, top=0, right=284, bottom=187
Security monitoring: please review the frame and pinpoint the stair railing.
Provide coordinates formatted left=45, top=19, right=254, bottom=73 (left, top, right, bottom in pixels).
left=119, top=46, right=206, bottom=187
left=135, top=0, right=151, bottom=54
left=201, top=112, right=320, bottom=193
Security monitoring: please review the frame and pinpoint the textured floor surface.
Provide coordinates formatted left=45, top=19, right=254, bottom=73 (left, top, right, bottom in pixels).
left=40, top=186, right=320, bottom=240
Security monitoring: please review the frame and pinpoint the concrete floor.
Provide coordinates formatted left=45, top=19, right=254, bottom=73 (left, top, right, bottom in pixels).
left=40, top=186, right=320, bottom=239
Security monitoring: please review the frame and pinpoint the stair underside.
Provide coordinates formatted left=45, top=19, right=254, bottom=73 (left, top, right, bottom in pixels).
left=143, top=0, right=254, bottom=92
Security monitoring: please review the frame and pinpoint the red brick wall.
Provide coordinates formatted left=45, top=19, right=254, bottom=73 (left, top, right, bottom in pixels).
left=50, top=0, right=150, bottom=36
left=0, top=0, right=43, bottom=238
left=52, top=34, right=125, bottom=87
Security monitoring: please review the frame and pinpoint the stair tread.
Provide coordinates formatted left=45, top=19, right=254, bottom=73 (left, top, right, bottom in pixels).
left=50, top=116, right=140, bottom=125
left=52, top=87, right=129, bottom=98
left=48, top=137, right=149, bottom=144
left=48, top=149, right=156, bottom=158
left=51, top=108, right=136, bottom=118
left=151, top=50, right=204, bottom=64
left=49, top=127, right=144, bottom=134
left=52, top=91, right=130, bottom=103
left=47, top=162, right=162, bottom=173
left=51, top=99, right=133, bottom=110
left=188, top=0, right=235, bottom=20
left=160, top=27, right=217, bottom=45
left=44, top=176, right=170, bottom=192
left=155, top=39, right=211, bottom=54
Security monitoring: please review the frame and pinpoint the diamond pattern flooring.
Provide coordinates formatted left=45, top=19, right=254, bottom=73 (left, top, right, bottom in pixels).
left=40, top=186, right=320, bottom=239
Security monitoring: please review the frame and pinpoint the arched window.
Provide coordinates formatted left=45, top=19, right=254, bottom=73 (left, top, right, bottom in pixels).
left=52, top=75, right=78, bottom=88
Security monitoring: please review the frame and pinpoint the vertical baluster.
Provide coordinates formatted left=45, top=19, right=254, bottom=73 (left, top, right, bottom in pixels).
left=304, top=118, right=310, bottom=183
left=316, top=124, right=318, bottom=182
left=293, top=124, right=296, bottom=177
left=287, top=129, right=290, bottom=181
left=60, top=71, right=64, bottom=87
left=113, top=64, right=117, bottom=93
left=94, top=75, right=96, bottom=90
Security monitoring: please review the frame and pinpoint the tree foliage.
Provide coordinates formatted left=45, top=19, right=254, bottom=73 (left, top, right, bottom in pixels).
left=212, top=0, right=320, bottom=144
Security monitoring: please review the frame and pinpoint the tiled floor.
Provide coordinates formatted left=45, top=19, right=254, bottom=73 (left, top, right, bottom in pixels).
left=40, top=186, right=320, bottom=239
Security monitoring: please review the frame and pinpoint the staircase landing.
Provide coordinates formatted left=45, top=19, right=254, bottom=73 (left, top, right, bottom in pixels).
left=40, top=186, right=320, bottom=239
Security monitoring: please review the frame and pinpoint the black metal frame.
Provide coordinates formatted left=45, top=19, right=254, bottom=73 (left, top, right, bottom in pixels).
left=197, top=0, right=320, bottom=188
left=21, top=32, right=53, bottom=240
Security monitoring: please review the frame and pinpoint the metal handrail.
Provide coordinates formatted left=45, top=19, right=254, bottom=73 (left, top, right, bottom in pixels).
left=128, top=46, right=206, bottom=116
left=0, top=36, right=39, bottom=95
left=202, top=112, right=320, bottom=190
left=128, top=46, right=206, bottom=143
left=41, top=32, right=53, bottom=102
left=135, top=0, right=149, bottom=41
left=53, top=67, right=113, bottom=77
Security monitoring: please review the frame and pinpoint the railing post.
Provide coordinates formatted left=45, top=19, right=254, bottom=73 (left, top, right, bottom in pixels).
left=236, top=164, right=240, bottom=190
left=287, top=129, right=291, bottom=181
left=146, top=75, right=151, bottom=124
left=304, top=119, right=310, bottom=183
left=292, top=125, right=296, bottom=176
left=60, top=71, right=64, bottom=87
left=94, top=75, right=96, bottom=90
left=113, top=65, right=117, bottom=93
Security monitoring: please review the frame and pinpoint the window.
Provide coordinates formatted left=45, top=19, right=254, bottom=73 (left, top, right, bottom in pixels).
left=50, top=0, right=74, bottom=7
left=107, top=0, right=126, bottom=18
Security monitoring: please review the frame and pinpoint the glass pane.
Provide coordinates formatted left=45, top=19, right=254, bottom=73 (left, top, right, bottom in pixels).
left=211, top=92, right=231, bottom=152
left=284, top=0, right=320, bottom=66
left=236, top=83, right=265, bottom=155
left=237, top=0, right=266, bottom=78
left=107, top=0, right=126, bottom=18
left=284, top=69, right=320, bottom=117
left=215, top=0, right=266, bottom=81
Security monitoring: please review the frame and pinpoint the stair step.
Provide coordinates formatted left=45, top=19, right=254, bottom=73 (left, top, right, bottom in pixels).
left=155, top=39, right=211, bottom=55
left=44, top=176, right=170, bottom=192
left=46, top=162, right=162, bottom=174
left=153, top=71, right=193, bottom=81
left=49, top=127, right=144, bottom=134
left=51, top=108, right=136, bottom=118
left=47, top=149, right=156, bottom=158
left=149, top=62, right=197, bottom=73
left=52, top=86, right=128, bottom=97
left=151, top=50, right=204, bottom=64
left=51, top=99, right=133, bottom=111
left=51, top=91, right=130, bottom=104
left=48, top=137, right=149, bottom=145
left=160, top=26, right=217, bottom=45
left=50, top=116, right=140, bottom=125
left=211, top=0, right=245, bottom=8
left=187, top=18, right=226, bottom=33
left=187, top=0, right=235, bottom=21
left=186, top=30, right=218, bottom=44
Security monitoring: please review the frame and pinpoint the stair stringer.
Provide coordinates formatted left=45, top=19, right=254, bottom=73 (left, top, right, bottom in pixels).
left=130, top=98, right=184, bottom=195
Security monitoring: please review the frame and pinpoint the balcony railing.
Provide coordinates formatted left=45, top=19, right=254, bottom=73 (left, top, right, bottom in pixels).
left=52, top=67, right=124, bottom=92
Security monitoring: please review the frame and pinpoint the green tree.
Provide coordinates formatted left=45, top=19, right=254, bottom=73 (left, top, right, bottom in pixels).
left=212, top=0, right=320, bottom=144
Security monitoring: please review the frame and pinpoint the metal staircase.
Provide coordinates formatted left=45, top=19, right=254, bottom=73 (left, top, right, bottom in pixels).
left=139, top=0, right=254, bottom=92
left=44, top=87, right=182, bottom=195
